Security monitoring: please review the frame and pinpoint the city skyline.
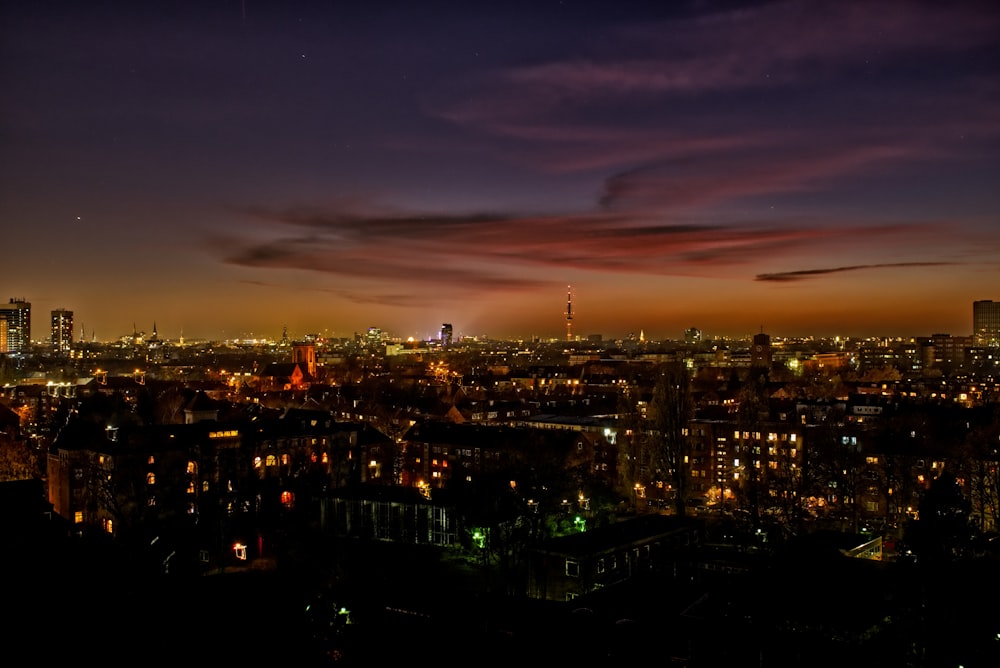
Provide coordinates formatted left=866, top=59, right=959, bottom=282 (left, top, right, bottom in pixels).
left=2, top=1, right=998, bottom=342
left=2, top=297, right=996, bottom=347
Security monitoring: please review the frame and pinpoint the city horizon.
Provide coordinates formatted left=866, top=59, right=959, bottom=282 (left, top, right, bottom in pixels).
left=3, top=294, right=994, bottom=347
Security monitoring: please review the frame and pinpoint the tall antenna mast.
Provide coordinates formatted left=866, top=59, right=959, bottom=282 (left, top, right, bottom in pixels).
left=565, top=285, right=573, bottom=342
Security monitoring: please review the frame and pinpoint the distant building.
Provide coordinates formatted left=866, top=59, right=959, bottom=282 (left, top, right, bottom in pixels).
left=750, top=331, right=772, bottom=368
left=440, top=323, right=453, bottom=346
left=973, top=300, right=1000, bottom=347
left=395, top=421, right=611, bottom=491
left=292, top=341, right=317, bottom=377
left=922, top=334, right=972, bottom=374
left=51, top=308, right=73, bottom=353
left=364, top=327, right=383, bottom=350
left=0, top=298, right=30, bottom=353
left=257, top=361, right=312, bottom=391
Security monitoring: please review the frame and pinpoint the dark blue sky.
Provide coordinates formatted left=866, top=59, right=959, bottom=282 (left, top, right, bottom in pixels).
left=3, top=1, right=998, bottom=342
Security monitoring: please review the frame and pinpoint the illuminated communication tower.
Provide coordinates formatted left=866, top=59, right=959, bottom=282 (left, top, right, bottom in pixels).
left=565, top=285, right=573, bottom=342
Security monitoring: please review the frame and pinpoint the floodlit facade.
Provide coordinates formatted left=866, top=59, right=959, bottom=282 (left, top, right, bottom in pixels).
left=0, top=298, right=31, bottom=353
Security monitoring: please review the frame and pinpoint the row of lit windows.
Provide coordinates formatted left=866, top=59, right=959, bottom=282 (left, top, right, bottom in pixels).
left=249, top=452, right=331, bottom=468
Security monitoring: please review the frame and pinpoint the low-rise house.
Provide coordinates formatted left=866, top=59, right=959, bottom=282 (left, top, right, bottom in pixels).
left=525, top=514, right=703, bottom=602
left=323, top=484, right=458, bottom=546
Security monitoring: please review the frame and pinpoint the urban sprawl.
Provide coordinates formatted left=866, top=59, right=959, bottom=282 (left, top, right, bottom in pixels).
left=2, top=298, right=1000, bottom=666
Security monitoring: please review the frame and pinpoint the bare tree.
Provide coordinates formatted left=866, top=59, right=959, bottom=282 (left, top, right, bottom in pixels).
left=734, top=372, right=767, bottom=530
left=648, top=363, right=693, bottom=517
left=615, top=382, right=648, bottom=508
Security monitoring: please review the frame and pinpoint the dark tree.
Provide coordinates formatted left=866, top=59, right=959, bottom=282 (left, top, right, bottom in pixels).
left=0, top=438, right=38, bottom=481
left=905, top=470, right=973, bottom=564
left=649, top=362, right=693, bottom=517
left=615, top=382, right=647, bottom=507
left=734, top=371, right=768, bottom=530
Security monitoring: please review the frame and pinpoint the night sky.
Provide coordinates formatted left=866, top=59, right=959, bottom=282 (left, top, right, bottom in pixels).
left=2, top=1, right=998, bottom=343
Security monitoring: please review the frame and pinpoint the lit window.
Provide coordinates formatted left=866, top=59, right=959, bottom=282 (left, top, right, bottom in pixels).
left=281, top=490, right=294, bottom=508
left=321, top=453, right=329, bottom=464
left=202, top=480, right=210, bottom=492
left=74, top=511, right=83, bottom=524
left=266, top=455, right=277, bottom=466
left=254, top=456, right=262, bottom=469
left=187, top=482, right=195, bottom=494
left=148, top=455, right=155, bottom=465
left=146, top=472, right=156, bottom=485
left=187, top=461, right=197, bottom=474
left=281, top=453, right=289, bottom=466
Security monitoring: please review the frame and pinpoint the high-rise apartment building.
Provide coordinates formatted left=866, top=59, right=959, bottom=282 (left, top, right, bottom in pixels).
left=973, top=300, right=1000, bottom=347
left=51, top=308, right=74, bottom=353
left=440, top=323, right=453, bottom=346
left=0, top=298, right=31, bottom=353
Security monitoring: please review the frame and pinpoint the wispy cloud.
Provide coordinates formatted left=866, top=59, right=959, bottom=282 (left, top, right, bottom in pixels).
left=755, top=262, right=955, bottom=282
left=220, top=201, right=965, bottom=294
